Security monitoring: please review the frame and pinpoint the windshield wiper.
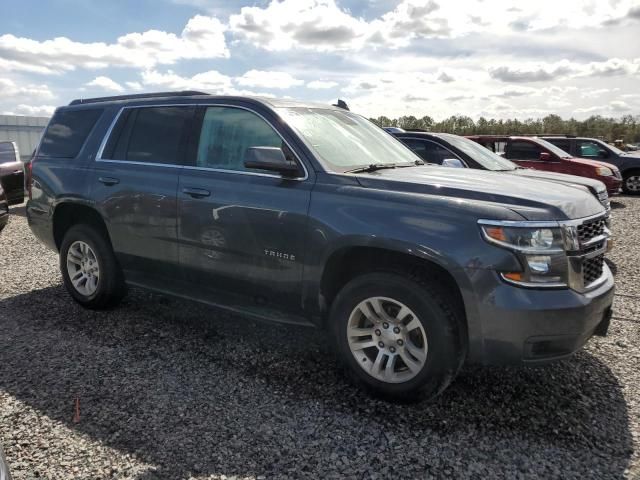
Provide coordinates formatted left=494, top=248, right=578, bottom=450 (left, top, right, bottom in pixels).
left=347, top=160, right=424, bottom=173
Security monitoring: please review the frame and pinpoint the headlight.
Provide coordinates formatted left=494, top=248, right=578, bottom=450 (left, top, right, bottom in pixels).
left=596, top=166, right=613, bottom=176
left=479, top=221, right=568, bottom=287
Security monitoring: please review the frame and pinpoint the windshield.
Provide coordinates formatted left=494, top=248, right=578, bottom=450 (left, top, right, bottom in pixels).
left=534, top=138, right=573, bottom=158
left=439, top=134, right=517, bottom=171
left=595, top=139, right=625, bottom=155
left=277, top=107, right=421, bottom=172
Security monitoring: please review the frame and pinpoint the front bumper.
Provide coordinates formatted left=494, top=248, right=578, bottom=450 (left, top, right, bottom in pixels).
left=466, top=264, right=614, bottom=365
left=601, top=175, right=622, bottom=195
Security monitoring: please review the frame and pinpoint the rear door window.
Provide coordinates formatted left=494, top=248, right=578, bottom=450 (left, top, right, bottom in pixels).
left=102, top=106, right=194, bottom=165
left=506, top=141, right=541, bottom=160
left=39, top=109, right=103, bottom=158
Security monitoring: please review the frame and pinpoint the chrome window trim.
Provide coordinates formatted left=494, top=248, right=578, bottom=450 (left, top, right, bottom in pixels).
left=95, top=103, right=309, bottom=181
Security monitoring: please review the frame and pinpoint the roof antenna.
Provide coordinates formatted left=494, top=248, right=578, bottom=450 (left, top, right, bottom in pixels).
left=333, top=99, right=350, bottom=111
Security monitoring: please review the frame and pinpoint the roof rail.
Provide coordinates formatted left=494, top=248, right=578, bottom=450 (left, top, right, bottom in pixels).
left=69, top=91, right=210, bottom=106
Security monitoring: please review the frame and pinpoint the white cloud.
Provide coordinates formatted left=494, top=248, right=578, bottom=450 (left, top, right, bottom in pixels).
left=86, top=76, right=124, bottom=92
left=235, top=70, right=304, bottom=89
left=610, top=100, right=631, bottom=112
left=228, top=0, right=640, bottom=52
left=13, top=104, right=56, bottom=116
left=141, top=69, right=232, bottom=92
left=0, top=77, right=55, bottom=100
left=229, top=0, right=371, bottom=51
left=0, top=15, right=228, bottom=74
left=125, top=81, right=143, bottom=91
left=307, top=80, right=339, bottom=89
left=489, top=58, right=640, bottom=83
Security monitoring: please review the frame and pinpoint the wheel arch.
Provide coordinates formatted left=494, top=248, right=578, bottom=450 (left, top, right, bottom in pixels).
left=317, top=242, right=471, bottom=333
left=52, top=202, right=112, bottom=251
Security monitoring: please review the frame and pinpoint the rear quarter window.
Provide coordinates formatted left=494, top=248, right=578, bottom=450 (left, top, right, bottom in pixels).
left=39, top=109, right=103, bottom=158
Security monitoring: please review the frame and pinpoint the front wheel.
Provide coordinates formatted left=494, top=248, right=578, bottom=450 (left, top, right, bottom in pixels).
left=330, top=272, right=465, bottom=401
left=60, top=224, right=126, bottom=309
left=622, top=172, right=640, bottom=195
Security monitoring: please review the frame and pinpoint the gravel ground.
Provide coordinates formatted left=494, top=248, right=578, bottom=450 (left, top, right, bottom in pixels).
left=0, top=199, right=638, bottom=480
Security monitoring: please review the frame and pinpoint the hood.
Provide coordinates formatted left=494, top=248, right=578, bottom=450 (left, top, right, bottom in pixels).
left=355, top=166, right=604, bottom=221
left=621, top=151, right=640, bottom=160
left=511, top=168, right=606, bottom=194
left=566, top=155, right=619, bottom=171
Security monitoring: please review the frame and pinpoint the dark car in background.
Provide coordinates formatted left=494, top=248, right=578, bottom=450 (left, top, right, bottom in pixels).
left=542, top=136, right=640, bottom=194
left=391, top=130, right=611, bottom=213
left=0, top=141, right=25, bottom=205
left=0, top=184, right=8, bottom=234
left=467, top=135, right=622, bottom=195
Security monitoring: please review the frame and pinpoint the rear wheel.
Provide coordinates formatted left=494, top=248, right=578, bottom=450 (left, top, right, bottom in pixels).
left=330, top=272, right=465, bottom=400
left=60, top=224, right=126, bottom=309
left=622, top=171, right=640, bottom=195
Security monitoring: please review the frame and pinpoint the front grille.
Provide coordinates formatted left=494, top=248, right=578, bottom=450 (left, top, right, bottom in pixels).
left=567, top=215, right=609, bottom=291
left=583, top=254, right=604, bottom=285
left=577, top=217, right=606, bottom=244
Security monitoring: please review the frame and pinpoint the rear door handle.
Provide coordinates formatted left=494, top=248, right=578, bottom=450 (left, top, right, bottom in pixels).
left=98, top=176, right=120, bottom=186
left=182, top=187, right=211, bottom=199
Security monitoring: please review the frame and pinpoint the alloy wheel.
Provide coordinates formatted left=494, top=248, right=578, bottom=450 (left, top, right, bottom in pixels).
left=625, top=175, right=640, bottom=193
left=347, top=296, right=428, bottom=383
left=66, top=240, right=100, bottom=296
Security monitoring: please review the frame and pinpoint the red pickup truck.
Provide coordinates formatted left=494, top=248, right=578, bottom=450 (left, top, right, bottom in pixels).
left=467, top=135, right=622, bottom=195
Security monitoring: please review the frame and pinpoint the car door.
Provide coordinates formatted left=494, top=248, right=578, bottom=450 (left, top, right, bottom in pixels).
left=505, top=140, right=562, bottom=173
left=92, top=105, right=194, bottom=281
left=0, top=141, right=24, bottom=204
left=177, top=105, right=313, bottom=317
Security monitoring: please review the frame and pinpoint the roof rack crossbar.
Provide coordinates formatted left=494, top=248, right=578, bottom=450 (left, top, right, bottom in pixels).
left=69, top=91, right=210, bottom=106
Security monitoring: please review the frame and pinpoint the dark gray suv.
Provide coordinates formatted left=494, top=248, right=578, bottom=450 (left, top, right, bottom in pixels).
left=27, top=92, right=614, bottom=399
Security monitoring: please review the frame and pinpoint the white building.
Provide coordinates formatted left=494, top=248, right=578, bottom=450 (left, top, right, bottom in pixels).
left=0, top=115, right=49, bottom=162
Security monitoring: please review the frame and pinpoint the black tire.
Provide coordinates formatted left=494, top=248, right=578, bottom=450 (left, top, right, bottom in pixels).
left=60, top=224, right=126, bottom=309
left=622, top=170, right=640, bottom=195
left=330, top=271, right=465, bottom=401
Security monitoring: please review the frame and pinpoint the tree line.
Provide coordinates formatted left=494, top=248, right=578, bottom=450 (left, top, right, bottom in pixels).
left=369, top=114, right=640, bottom=143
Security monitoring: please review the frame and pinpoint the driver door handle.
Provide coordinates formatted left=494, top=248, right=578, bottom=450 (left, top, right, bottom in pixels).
left=182, top=187, right=211, bottom=199
left=98, top=176, right=120, bottom=186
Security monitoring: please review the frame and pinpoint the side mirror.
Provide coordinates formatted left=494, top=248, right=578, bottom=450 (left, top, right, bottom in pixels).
left=598, top=150, right=609, bottom=159
left=441, top=158, right=465, bottom=168
left=539, top=152, right=551, bottom=161
left=244, top=147, right=301, bottom=177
